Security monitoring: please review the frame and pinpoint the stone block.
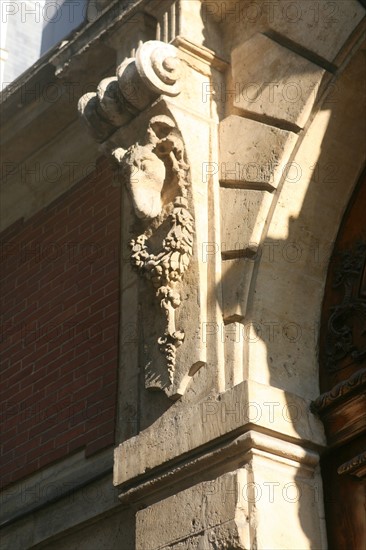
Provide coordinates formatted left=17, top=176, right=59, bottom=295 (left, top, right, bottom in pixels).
left=249, top=453, right=327, bottom=549
left=221, top=257, right=255, bottom=322
left=269, top=0, right=365, bottom=64
left=134, top=444, right=326, bottom=549
left=219, top=115, right=298, bottom=189
left=220, top=187, right=273, bottom=252
left=221, top=0, right=365, bottom=64
left=232, top=34, right=326, bottom=129
left=136, top=470, right=250, bottom=549
left=222, top=321, right=246, bottom=388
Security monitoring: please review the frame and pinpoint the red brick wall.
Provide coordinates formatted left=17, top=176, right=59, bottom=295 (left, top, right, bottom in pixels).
left=0, top=158, right=120, bottom=488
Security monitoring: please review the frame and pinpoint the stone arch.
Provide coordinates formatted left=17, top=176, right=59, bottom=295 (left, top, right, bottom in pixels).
left=217, top=2, right=366, bottom=397
left=244, top=36, right=366, bottom=399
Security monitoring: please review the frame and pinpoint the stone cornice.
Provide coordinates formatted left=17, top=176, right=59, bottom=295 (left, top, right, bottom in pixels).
left=0, top=1, right=148, bottom=118
left=50, top=0, right=148, bottom=77
left=0, top=448, right=113, bottom=529
left=172, top=36, right=229, bottom=74
left=114, top=379, right=325, bottom=489
left=117, top=430, right=320, bottom=508
left=0, top=1, right=157, bottom=233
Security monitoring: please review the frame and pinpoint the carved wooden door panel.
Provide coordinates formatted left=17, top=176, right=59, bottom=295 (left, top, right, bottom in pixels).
left=312, top=167, right=366, bottom=548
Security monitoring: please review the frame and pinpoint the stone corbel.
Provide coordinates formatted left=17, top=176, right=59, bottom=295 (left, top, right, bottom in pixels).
left=78, top=41, right=205, bottom=399
left=78, top=40, right=181, bottom=143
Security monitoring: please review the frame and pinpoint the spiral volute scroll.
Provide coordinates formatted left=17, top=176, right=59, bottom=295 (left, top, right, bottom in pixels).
left=78, top=41, right=182, bottom=142
left=135, top=41, right=181, bottom=96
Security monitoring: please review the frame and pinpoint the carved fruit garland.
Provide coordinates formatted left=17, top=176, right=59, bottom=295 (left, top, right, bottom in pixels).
left=129, top=149, right=194, bottom=384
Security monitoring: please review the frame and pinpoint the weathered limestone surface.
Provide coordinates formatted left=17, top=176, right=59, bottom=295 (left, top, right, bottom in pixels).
left=221, top=258, right=255, bottom=322
left=114, top=379, right=325, bottom=487
left=135, top=450, right=326, bottom=550
left=219, top=115, right=298, bottom=189
left=0, top=450, right=133, bottom=550
left=41, top=509, right=135, bottom=550
left=136, top=471, right=250, bottom=550
left=249, top=452, right=327, bottom=549
left=217, top=0, right=365, bottom=63
left=220, top=188, right=273, bottom=251
left=231, top=33, right=326, bottom=129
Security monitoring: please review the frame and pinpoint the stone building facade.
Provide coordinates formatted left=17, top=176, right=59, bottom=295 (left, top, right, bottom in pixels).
left=1, top=1, right=365, bottom=548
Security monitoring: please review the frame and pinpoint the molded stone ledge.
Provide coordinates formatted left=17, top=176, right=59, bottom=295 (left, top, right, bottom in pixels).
left=219, top=115, right=298, bottom=189
left=231, top=33, right=326, bottom=130
left=173, top=36, right=229, bottom=75
left=49, top=1, right=145, bottom=77
left=104, top=11, right=156, bottom=63
left=0, top=449, right=120, bottom=549
left=1, top=475, right=121, bottom=549
left=0, top=448, right=113, bottom=528
left=0, top=120, right=98, bottom=232
left=117, top=431, right=320, bottom=511
left=114, top=379, right=325, bottom=488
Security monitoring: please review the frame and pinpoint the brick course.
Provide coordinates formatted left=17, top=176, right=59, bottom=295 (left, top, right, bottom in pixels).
left=0, top=158, right=120, bottom=488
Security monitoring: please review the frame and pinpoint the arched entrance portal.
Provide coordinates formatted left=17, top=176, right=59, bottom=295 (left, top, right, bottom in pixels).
left=313, top=167, right=366, bottom=548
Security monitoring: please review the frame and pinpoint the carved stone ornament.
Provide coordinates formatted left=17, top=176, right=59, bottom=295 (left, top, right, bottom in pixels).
left=78, top=41, right=181, bottom=140
left=119, top=114, right=194, bottom=386
left=78, top=41, right=204, bottom=398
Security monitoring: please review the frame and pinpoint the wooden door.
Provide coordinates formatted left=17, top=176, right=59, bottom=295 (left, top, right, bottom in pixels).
left=312, top=167, right=366, bottom=548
